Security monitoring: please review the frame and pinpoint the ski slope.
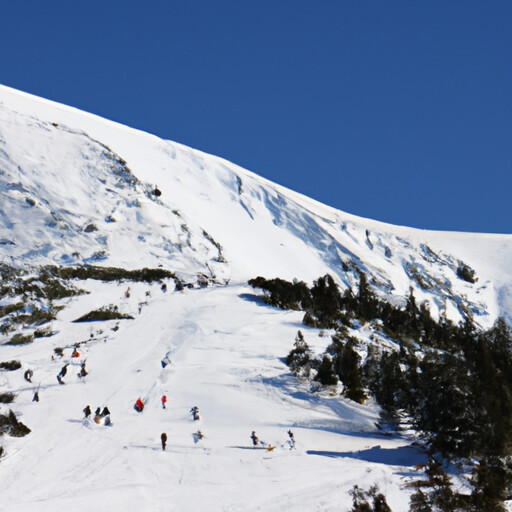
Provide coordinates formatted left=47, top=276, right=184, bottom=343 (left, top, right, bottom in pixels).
left=0, top=281, right=426, bottom=511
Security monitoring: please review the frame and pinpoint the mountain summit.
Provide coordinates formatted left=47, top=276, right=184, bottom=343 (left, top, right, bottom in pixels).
left=1, top=85, right=511, bottom=326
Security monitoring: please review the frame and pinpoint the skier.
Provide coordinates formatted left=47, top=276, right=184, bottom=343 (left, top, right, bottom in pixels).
left=83, top=405, right=91, bottom=418
left=71, top=348, right=80, bottom=358
left=251, top=431, right=259, bottom=447
left=161, top=395, right=167, bottom=409
left=161, top=432, right=167, bottom=451
left=193, top=430, right=204, bottom=444
left=101, top=406, right=110, bottom=417
left=161, top=355, right=172, bottom=368
left=60, top=363, right=69, bottom=377
left=287, top=430, right=295, bottom=449
left=134, top=398, right=145, bottom=413
left=190, top=406, right=200, bottom=421
left=32, top=391, right=39, bottom=402
left=78, top=361, right=88, bottom=378
left=24, top=369, right=33, bottom=383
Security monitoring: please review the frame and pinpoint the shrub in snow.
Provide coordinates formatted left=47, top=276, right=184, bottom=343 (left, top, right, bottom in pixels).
left=83, top=223, right=98, bottom=233
left=0, top=302, right=24, bottom=317
left=0, top=393, right=15, bottom=404
left=5, top=333, right=34, bottom=346
left=34, top=326, right=54, bottom=338
left=0, top=410, right=30, bottom=437
left=0, top=360, right=22, bottom=371
left=457, top=263, right=476, bottom=283
left=73, top=305, right=134, bottom=322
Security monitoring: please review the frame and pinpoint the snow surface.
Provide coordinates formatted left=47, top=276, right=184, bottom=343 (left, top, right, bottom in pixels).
left=0, top=281, right=426, bottom=511
left=0, top=84, right=512, bottom=510
left=1, top=85, right=512, bottom=327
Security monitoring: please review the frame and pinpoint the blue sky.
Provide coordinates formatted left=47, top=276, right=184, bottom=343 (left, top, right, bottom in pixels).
left=1, top=1, right=511, bottom=233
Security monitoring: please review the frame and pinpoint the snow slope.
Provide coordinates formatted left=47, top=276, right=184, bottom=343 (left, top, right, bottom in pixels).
left=1, top=84, right=512, bottom=326
left=0, top=85, right=511, bottom=511
left=0, top=281, right=426, bottom=512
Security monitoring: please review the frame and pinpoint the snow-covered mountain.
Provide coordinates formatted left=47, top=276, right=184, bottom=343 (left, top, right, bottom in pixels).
left=1, top=85, right=512, bottom=511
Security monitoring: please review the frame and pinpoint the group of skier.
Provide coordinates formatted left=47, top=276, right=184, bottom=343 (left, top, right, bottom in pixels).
left=250, top=429, right=296, bottom=450
left=28, top=343, right=297, bottom=454
left=83, top=405, right=111, bottom=425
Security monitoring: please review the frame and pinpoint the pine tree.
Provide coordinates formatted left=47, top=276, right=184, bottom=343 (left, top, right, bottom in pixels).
left=314, top=355, right=338, bottom=386
left=286, top=331, right=312, bottom=378
left=332, top=340, right=366, bottom=404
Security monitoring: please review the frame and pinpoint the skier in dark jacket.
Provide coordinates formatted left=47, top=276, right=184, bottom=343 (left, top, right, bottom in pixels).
left=251, top=431, right=259, bottom=447
left=24, top=369, right=33, bottom=383
left=190, top=406, right=200, bottom=420
left=161, top=432, right=167, bottom=451
left=287, top=430, right=295, bottom=449
left=78, top=361, right=88, bottom=378
left=32, top=391, right=39, bottom=402
left=83, top=405, right=92, bottom=418
left=101, top=406, right=110, bottom=417
left=95, top=407, right=101, bottom=416
left=59, top=364, right=69, bottom=378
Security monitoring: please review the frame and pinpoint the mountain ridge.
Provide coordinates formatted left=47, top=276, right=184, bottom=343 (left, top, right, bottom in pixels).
left=1, top=84, right=511, bottom=327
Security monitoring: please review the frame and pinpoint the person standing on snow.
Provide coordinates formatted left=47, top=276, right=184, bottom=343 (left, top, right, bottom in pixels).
left=83, top=405, right=91, bottom=418
left=287, top=430, right=295, bottom=449
left=57, top=363, right=69, bottom=384
left=24, top=369, right=33, bottom=383
left=193, top=430, right=204, bottom=444
left=251, top=431, right=259, bottom=447
left=161, top=395, right=167, bottom=409
left=161, top=432, right=167, bottom=451
left=78, top=361, right=88, bottom=378
left=134, top=398, right=145, bottom=412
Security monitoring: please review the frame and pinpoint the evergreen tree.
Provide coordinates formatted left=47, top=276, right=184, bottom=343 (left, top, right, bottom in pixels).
left=286, top=331, right=312, bottom=378
left=349, top=485, right=391, bottom=512
left=332, top=339, right=366, bottom=404
left=314, top=355, right=338, bottom=386
left=308, top=274, right=342, bottom=328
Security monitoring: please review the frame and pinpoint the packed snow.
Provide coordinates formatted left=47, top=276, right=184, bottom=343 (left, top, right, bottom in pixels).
left=0, top=281, right=426, bottom=511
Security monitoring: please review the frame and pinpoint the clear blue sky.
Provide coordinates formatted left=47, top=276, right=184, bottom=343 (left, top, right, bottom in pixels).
left=1, top=1, right=511, bottom=233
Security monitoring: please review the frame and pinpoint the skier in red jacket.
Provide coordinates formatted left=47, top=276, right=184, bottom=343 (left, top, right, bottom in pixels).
left=161, top=395, right=167, bottom=409
left=134, top=398, right=145, bottom=412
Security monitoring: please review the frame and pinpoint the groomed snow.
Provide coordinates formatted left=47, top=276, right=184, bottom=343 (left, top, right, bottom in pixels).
left=0, top=282, right=426, bottom=511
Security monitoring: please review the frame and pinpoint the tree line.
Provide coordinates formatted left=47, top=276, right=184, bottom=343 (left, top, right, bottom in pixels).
left=249, top=274, right=512, bottom=511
